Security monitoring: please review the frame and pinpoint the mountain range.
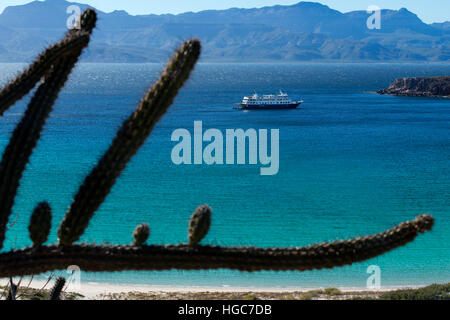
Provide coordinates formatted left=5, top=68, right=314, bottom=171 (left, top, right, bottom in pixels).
left=0, top=0, right=449, bottom=62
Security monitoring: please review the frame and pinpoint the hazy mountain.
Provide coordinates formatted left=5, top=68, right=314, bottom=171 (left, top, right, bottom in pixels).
left=0, top=0, right=448, bottom=62
left=431, top=22, right=450, bottom=31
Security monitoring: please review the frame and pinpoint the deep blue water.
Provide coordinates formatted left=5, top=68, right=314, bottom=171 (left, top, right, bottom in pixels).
left=0, top=63, right=449, bottom=289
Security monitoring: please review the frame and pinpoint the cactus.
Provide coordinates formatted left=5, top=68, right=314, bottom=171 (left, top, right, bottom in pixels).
left=188, top=205, right=212, bottom=245
left=0, top=9, right=97, bottom=250
left=57, top=38, right=201, bottom=246
left=29, top=202, right=52, bottom=247
left=0, top=214, right=435, bottom=276
left=133, top=224, right=150, bottom=246
left=6, top=278, right=17, bottom=300
left=0, top=9, right=435, bottom=279
left=49, top=277, right=66, bottom=300
left=0, top=34, right=90, bottom=116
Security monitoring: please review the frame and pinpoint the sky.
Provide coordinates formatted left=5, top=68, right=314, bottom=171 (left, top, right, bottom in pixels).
left=0, top=0, right=449, bottom=23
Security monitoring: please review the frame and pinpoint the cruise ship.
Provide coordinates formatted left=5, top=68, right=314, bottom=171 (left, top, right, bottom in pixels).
left=235, top=91, right=303, bottom=110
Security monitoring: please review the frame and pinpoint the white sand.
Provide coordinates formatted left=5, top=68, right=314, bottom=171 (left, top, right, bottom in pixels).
left=1, top=278, right=422, bottom=300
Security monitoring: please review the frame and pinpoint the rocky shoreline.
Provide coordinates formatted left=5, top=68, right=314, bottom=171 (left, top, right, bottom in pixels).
left=377, top=76, right=450, bottom=98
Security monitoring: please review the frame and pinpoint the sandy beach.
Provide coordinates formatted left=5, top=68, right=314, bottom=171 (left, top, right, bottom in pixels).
left=0, top=278, right=424, bottom=300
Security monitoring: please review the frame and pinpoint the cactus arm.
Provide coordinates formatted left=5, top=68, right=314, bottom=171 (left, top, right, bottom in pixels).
left=0, top=11, right=96, bottom=116
left=58, top=39, right=201, bottom=246
left=49, top=277, right=66, bottom=300
left=6, top=278, right=17, bottom=300
left=0, top=10, right=436, bottom=282
left=0, top=215, right=433, bottom=277
left=28, top=202, right=52, bottom=247
left=0, top=10, right=97, bottom=250
left=189, top=205, right=212, bottom=245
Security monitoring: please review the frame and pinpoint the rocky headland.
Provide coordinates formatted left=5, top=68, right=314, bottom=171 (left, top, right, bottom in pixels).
left=377, top=76, right=450, bottom=97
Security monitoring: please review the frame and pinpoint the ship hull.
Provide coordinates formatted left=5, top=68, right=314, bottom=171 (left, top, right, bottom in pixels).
left=236, top=102, right=302, bottom=110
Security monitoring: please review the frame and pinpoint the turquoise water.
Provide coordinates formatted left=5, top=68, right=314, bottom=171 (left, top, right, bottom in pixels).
left=0, top=63, right=449, bottom=289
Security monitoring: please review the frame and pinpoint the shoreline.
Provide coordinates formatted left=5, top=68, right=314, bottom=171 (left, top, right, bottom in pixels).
left=0, top=278, right=427, bottom=300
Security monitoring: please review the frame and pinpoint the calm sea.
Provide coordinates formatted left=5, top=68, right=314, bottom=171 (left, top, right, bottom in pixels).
left=0, top=63, right=449, bottom=289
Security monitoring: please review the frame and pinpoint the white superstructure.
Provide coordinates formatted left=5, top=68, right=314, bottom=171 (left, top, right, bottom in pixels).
left=237, top=91, right=303, bottom=110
